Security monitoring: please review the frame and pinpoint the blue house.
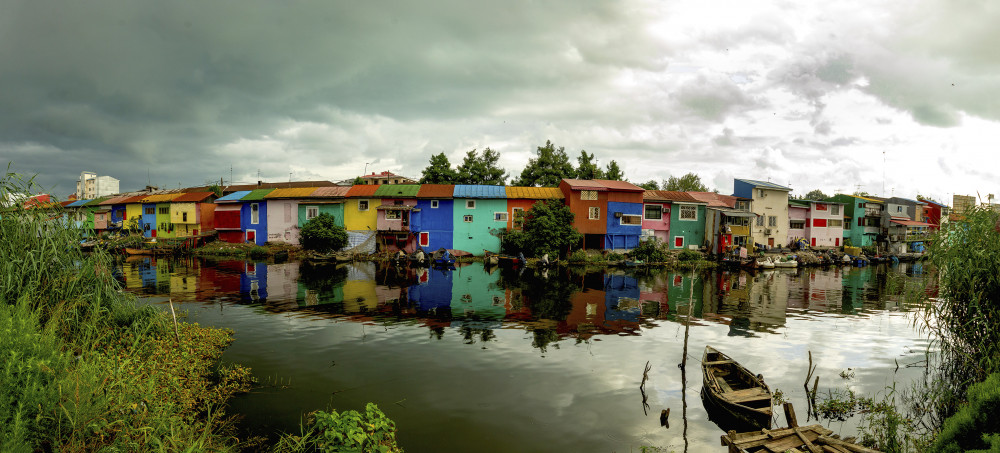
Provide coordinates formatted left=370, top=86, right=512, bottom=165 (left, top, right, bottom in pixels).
left=215, top=189, right=272, bottom=245
left=606, top=200, right=643, bottom=250
left=411, top=184, right=455, bottom=251
left=408, top=267, right=453, bottom=312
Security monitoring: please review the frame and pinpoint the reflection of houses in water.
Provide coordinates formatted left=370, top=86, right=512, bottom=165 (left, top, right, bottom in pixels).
left=240, top=262, right=268, bottom=303
left=450, top=267, right=506, bottom=326
left=342, top=262, right=378, bottom=313
left=701, top=270, right=786, bottom=334
left=603, top=273, right=640, bottom=333
left=786, top=268, right=844, bottom=312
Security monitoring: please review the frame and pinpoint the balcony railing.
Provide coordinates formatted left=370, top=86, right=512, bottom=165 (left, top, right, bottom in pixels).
left=864, top=207, right=882, bottom=217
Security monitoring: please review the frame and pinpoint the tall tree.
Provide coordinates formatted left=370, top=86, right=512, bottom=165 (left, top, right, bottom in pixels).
left=574, top=150, right=604, bottom=180
left=663, top=173, right=709, bottom=192
left=637, top=180, right=659, bottom=190
left=455, top=148, right=508, bottom=185
left=603, top=160, right=625, bottom=181
left=419, top=152, right=458, bottom=184
left=512, top=140, right=576, bottom=187
left=805, top=189, right=829, bottom=200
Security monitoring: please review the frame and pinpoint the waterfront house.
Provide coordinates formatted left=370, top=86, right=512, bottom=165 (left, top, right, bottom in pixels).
left=411, top=184, right=455, bottom=251
left=374, top=184, right=420, bottom=252
left=65, top=199, right=95, bottom=236
left=343, top=185, right=380, bottom=253
left=882, top=197, right=931, bottom=253
left=642, top=191, right=710, bottom=250
left=640, top=191, right=673, bottom=244
left=504, top=186, right=564, bottom=231
left=559, top=179, right=645, bottom=251
left=733, top=179, right=792, bottom=250
left=97, top=196, right=131, bottom=235
left=788, top=199, right=846, bottom=248
left=239, top=189, right=273, bottom=245
left=171, top=191, right=217, bottom=238
left=262, top=187, right=317, bottom=244
left=688, top=192, right=755, bottom=254
left=141, top=193, right=183, bottom=239
left=214, top=190, right=251, bottom=244
left=829, top=194, right=884, bottom=248
left=298, top=186, right=349, bottom=229
left=919, top=199, right=949, bottom=230
left=452, top=185, right=508, bottom=255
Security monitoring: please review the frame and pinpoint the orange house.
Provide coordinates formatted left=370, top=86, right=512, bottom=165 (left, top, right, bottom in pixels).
left=558, top=179, right=644, bottom=250
left=503, top=186, right=564, bottom=231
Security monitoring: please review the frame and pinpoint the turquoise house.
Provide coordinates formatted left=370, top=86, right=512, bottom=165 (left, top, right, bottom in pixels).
left=297, top=186, right=349, bottom=228
left=829, top=194, right=883, bottom=247
left=452, top=185, right=508, bottom=255
left=667, top=197, right=708, bottom=250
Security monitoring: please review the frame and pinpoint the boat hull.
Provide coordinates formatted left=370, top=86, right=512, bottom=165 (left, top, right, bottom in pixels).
left=701, top=346, right=772, bottom=431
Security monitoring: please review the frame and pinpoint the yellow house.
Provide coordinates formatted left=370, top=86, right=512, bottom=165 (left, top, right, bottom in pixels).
left=143, top=193, right=183, bottom=239
left=344, top=185, right=379, bottom=231
left=169, top=192, right=217, bottom=238
left=122, top=195, right=147, bottom=234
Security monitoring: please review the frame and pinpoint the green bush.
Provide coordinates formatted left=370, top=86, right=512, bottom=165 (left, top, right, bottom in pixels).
left=677, top=249, right=701, bottom=261
left=300, top=213, right=348, bottom=252
left=629, top=239, right=669, bottom=262
left=274, top=403, right=402, bottom=453
left=568, top=249, right=589, bottom=263
left=606, top=252, right=624, bottom=261
left=931, top=373, right=1000, bottom=452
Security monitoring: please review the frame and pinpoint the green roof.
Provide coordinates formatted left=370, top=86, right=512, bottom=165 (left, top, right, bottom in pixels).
left=373, top=184, right=420, bottom=197
left=788, top=199, right=810, bottom=207
left=241, top=189, right=275, bottom=201
left=84, top=197, right=111, bottom=206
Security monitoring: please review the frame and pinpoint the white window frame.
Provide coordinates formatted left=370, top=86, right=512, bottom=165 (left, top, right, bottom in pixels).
left=385, top=210, right=401, bottom=220
left=756, top=215, right=765, bottom=227
left=673, top=236, right=685, bottom=248
left=679, top=205, right=697, bottom=221
left=829, top=219, right=843, bottom=228
left=431, top=200, right=439, bottom=209
left=494, top=212, right=508, bottom=222
left=306, top=206, right=319, bottom=220
left=463, top=214, right=473, bottom=223
left=419, top=232, right=429, bottom=247
left=358, top=200, right=369, bottom=211
left=620, top=214, right=642, bottom=226
left=250, top=203, right=259, bottom=224
left=831, top=204, right=841, bottom=215
left=246, top=229, right=257, bottom=243
left=588, top=206, right=600, bottom=220
left=643, top=204, right=662, bottom=220
left=466, top=200, right=476, bottom=209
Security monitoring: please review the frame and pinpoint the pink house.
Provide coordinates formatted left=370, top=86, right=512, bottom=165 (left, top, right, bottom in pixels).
left=640, top=190, right=673, bottom=243
left=789, top=200, right=845, bottom=248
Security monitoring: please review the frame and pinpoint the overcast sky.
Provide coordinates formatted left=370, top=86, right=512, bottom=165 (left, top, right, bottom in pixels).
left=2, top=0, right=997, bottom=203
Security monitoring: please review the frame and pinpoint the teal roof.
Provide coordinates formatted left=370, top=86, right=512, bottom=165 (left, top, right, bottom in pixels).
left=453, top=185, right=506, bottom=199
left=216, top=191, right=251, bottom=202
left=374, top=184, right=420, bottom=197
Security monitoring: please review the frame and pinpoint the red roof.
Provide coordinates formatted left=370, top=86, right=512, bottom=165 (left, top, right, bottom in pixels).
left=173, top=192, right=216, bottom=202
left=643, top=190, right=704, bottom=203
left=890, top=218, right=931, bottom=227
left=416, top=184, right=455, bottom=198
left=686, top=191, right=741, bottom=208
left=346, top=185, right=379, bottom=197
left=118, top=195, right=147, bottom=204
left=561, top=179, right=644, bottom=192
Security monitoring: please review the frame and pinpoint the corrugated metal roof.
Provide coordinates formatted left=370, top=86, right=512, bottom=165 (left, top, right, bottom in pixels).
left=241, top=189, right=274, bottom=201
left=735, top=178, right=792, bottom=191
left=221, top=180, right=338, bottom=193
left=453, top=185, right=507, bottom=199
left=173, top=192, right=215, bottom=202
left=60, top=201, right=75, bottom=207
left=505, top=186, right=564, bottom=199
left=264, top=187, right=319, bottom=199
left=84, top=197, right=111, bottom=206
left=216, top=191, right=251, bottom=202
left=311, top=186, right=350, bottom=197
left=346, top=185, right=379, bottom=197
left=562, top=179, right=644, bottom=192
left=98, top=196, right=132, bottom=205
left=143, top=193, right=183, bottom=203
left=374, top=184, right=420, bottom=197
left=687, top=191, right=739, bottom=208
left=643, top=190, right=705, bottom=203
left=416, top=184, right=454, bottom=198
left=788, top=199, right=810, bottom=207
left=855, top=195, right=884, bottom=203
left=118, top=195, right=147, bottom=204
left=66, top=199, right=92, bottom=207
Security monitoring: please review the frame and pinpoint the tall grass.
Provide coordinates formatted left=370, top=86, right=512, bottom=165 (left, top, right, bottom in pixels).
left=0, top=168, right=254, bottom=451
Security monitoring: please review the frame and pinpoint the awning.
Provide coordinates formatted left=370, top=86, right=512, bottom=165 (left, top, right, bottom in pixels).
left=376, top=204, right=416, bottom=211
left=890, top=218, right=931, bottom=227
left=720, top=210, right=757, bottom=218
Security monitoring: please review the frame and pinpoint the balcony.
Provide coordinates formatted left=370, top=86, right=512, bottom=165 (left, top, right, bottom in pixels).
left=864, top=207, right=882, bottom=217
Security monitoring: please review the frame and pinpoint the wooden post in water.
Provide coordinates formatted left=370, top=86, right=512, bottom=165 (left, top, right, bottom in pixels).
left=680, top=269, right=695, bottom=453
left=168, top=299, right=179, bottom=342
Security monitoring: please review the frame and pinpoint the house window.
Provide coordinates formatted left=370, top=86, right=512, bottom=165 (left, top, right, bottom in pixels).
left=674, top=236, right=684, bottom=248
left=768, top=215, right=777, bottom=227
left=813, top=218, right=827, bottom=227
left=679, top=205, right=697, bottom=220
left=306, top=206, right=319, bottom=220
left=466, top=200, right=476, bottom=209
left=512, top=207, right=525, bottom=229
left=464, top=215, right=473, bottom=223
left=831, top=205, right=841, bottom=215
left=644, top=204, right=662, bottom=220
left=385, top=210, right=401, bottom=220
left=431, top=200, right=439, bottom=209
left=494, top=212, right=508, bottom=222
left=358, top=200, right=369, bottom=211
left=829, top=219, right=843, bottom=227
left=182, top=212, right=188, bottom=222
left=815, top=203, right=828, bottom=211
left=897, top=206, right=903, bottom=213
left=621, top=214, right=642, bottom=225
left=789, top=220, right=805, bottom=229
left=144, top=207, right=155, bottom=215
left=756, top=215, right=765, bottom=227
left=419, top=232, right=429, bottom=247
left=158, top=207, right=169, bottom=215
left=588, top=207, right=600, bottom=220
left=735, top=201, right=750, bottom=211
left=581, top=190, right=598, bottom=201
left=250, top=203, right=259, bottom=224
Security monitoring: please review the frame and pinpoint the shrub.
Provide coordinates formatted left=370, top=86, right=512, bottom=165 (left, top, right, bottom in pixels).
left=274, top=403, right=402, bottom=453
left=931, top=373, right=1000, bottom=452
left=677, top=249, right=701, bottom=261
left=300, top=213, right=348, bottom=252
left=629, top=239, right=669, bottom=262
left=568, top=249, right=589, bottom=263
left=606, top=252, right=624, bottom=261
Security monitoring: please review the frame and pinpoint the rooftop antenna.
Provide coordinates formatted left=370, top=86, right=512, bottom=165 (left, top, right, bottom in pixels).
left=230, top=165, right=233, bottom=187
left=882, top=150, right=886, bottom=197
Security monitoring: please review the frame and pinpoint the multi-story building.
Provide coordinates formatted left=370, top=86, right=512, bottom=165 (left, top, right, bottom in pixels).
left=732, top=179, right=792, bottom=250
left=76, top=171, right=120, bottom=200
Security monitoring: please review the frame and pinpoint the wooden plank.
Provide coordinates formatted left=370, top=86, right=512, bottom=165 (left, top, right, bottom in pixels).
left=728, top=387, right=770, bottom=399
left=815, top=436, right=882, bottom=453
left=716, top=375, right=734, bottom=392
left=784, top=402, right=799, bottom=427
left=704, top=360, right=735, bottom=365
left=729, top=425, right=825, bottom=449
left=795, top=427, right=823, bottom=453
left=764, top=428, right=821, bottom=452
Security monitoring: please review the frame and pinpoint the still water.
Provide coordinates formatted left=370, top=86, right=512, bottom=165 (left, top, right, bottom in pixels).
left=117, top=257, right=932, bottom=452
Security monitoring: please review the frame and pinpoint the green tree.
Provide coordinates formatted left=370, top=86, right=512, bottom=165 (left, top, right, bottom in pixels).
left=208, top=184, right=223, bottom=197
left=637, top=180, right=659, bottom=190
left=353, top=176, right=364, bottom=185
left=805, top=189, right=829, bottom=200
left=519, top=200, right=581, bottom=258
left=603, top=160, right=625, bottom=181
left=455, top=148, right=507, bottom=185
left=419, top=152, right=458, bottom=184
left=299, top=213, right=348, bottom=252
left=512, top=140, right=576, bottom=187
left=664, top=173, right=709, bottom=192
left=575, top=151, right=604, bottom=180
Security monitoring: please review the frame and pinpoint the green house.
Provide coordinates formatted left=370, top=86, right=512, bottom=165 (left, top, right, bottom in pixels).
left=828, top=194, right=884, bottom=247
left=298, top=187, right=349, bottom=228
left=452, top=185, right=508, bottom=255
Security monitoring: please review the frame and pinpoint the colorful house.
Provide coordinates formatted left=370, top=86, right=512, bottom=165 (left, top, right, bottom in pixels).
left=663, top=192, right=707, bottom=250
left=788, top=199, right=846, bottom=248
left=119, top=195, right=147, bottom=235
left=171, top=192, right=217, bottom=238
left=65, top=199, right=95, bottom=235
left=142, top=193, right=183, bottom=239
left=829, top=194, right=884, bottom=248
left=504, top=186, right=564, bottom=231
left=342, top=185, right=380, bottom=253
left=688, top=192, right=754, bottom=254
left=298, top=186, right=349, bottom=229
left=558, top=179, right=644, bottom=250
left=733, top=179, right=792, bottom=250
left=452, top=185, right=508, bottom=255
left=373, top=184, right=420, bottom=253
left=214, top=191, right=251, bottom=244
left=263, top=187, right=317, bottom=244
left=919, top=199, right=949, bottom=230
left=882, top=197, right=931, bottom=254
left=97, top=196, right=131, bottom=234
left=411, top=184, right=455, bottom=251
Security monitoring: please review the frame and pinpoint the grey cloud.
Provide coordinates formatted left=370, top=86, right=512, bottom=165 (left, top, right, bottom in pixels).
left=671, top=73, right=757, bottom=121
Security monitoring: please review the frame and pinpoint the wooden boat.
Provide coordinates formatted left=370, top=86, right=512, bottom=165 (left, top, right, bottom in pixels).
left=124, top=247, right=153, bottom=256
left=702, top=345, right=772, bottom=429
left=721, top=423, right=880, bottom=452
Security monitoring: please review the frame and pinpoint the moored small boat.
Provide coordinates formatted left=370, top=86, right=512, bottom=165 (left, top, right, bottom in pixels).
left=773, top=256, right=798, bottom=268
left=124, top=247, right=153, bottom=256
left=755, top=257, right=775, bottom=269
left=702, top=345, right=773, bottom=430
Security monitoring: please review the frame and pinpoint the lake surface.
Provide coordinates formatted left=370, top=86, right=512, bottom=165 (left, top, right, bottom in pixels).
left=116, top=257, right=932, bottom=452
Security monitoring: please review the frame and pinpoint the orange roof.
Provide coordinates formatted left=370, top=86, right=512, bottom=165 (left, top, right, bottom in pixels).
left=118, top=195, right=147, bottom=204
left=643, top=190, right=704, bottom=203
left=312, top=186, right=350, bottom=197
left=98, top=195, right=132, bottom=205
left=346, top=185, right=380, bottom=197
left=173, top=192, right=216, bottom=202
left=561, top=179, right=644, bottom=192
left=505, top=186, right=564, bottom=199
left=686, top=191, right=740, bottom=208
left=142, top=193, right=183, bottom=203
left=264, top=187, right=319, bottom=199
left=416, top=184, right=455, bottom=198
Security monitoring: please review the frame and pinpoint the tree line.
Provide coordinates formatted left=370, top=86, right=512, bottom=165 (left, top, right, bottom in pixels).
left=417, top=140, right=711, bottom=191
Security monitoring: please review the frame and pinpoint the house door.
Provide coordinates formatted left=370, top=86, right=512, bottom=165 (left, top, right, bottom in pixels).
left=402, top=211, right=410, bottom=228
left=835, top=238, right=840, bottom=247
left=767, top=238, right=774, bottom=247
left=246, top=230, right=256, bottom=243
left=811, top=238, right=817, bottom=247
